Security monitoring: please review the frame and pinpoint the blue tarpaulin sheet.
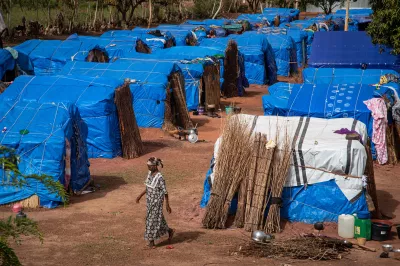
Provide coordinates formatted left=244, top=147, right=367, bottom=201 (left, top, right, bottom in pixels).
left=0, top=75, right=124, bottom=159
left=309, top=32, right=400, bottom=71
left=303, top=68, right=400, bottom=85
left=60, top=61, right=176, bottom=128
left=0, top=49, right=16, bottom=79
left=0, top=101, right=90, bottom=207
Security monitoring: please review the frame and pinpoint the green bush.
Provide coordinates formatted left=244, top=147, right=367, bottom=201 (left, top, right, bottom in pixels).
left=193, top=0, right=215, bottom=19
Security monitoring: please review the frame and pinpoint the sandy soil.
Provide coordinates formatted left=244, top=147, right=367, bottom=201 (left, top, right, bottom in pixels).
left=1, top=84, right=400, bottom=266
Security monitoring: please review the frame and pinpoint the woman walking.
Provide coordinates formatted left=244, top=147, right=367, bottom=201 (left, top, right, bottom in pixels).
left=136, top=157, right=174, bottom=248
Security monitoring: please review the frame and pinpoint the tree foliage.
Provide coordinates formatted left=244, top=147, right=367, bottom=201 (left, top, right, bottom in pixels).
left=0, top=145, right=67, bottom=265
left=309, top=0, right=344, bottom=14
left=367, top=0, right=400, bottom=54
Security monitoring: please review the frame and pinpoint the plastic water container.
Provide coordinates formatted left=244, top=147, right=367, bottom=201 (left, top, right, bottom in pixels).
left=354, top=211, right=371, bottom=240
left=338, top=214, right=355, bottom=238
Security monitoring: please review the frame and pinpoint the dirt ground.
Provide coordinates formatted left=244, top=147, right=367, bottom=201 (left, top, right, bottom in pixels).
left=1, top=84, right=400, bottom=266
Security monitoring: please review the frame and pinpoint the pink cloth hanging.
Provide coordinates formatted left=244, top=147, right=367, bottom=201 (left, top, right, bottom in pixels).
left=363, top=98, right=388, bottom=164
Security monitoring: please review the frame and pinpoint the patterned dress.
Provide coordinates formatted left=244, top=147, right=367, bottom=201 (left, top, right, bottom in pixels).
left=144, top=171, right=169, bottom=241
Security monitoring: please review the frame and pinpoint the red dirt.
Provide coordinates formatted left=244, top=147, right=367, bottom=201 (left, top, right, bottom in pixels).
left=1, top=85, right=400, bottom=266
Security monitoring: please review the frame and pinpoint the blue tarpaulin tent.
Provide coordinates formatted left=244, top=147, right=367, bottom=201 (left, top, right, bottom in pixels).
left=60, top=61, right=177, bottom=128
left=201, top=115, right=369, bottom=224
left=1, top=75, right=124, bottom=159
left=200, top=34, right=277, bottom=85
left=115, top=51, right=205, bottom=111
left=308, top=32, right=400, bottom=71
left=13, top=34, right=165, bottom=75
left=152, top=46, right=248, bottom=96
left=0, top=101, right=90, bottom=207
left=243, top=32, right=297, bottom=76
left=0, top=49, right=16, bottom=80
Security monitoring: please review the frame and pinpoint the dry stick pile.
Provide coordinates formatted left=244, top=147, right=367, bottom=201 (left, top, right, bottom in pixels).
left=202, top=115, right=254, bottom=229
left=136, top=39, right=152, bottom=54
left=114, top=81, right=143, bottom=159
left=170, top=72, right=193, bottom=129
left=240, top=235, right=350, bottom=261
left=244, top=133, right=275, bottom=232
left=265, top=130, right=292, bottom=234
left=222, top=40, right=239, bottom=98
left=202, top=63, right=221, bottom=110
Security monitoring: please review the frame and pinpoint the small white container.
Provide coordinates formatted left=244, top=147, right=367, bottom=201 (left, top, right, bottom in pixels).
left=338, top=214, right=355, bottom=238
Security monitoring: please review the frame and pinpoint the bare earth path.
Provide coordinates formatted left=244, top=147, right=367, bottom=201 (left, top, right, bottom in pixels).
left=1, top=85, right=399, bottom=266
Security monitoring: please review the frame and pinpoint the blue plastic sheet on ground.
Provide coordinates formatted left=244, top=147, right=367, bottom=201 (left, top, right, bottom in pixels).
left=0, top=49, right=16, bottom=79
left=0, top=75, right=124, bottom=159
left=309, top=32, right=400, bottom=72
left=0, top=101, right=90, bottom=207
left=59, top=60, right=176, bottom=128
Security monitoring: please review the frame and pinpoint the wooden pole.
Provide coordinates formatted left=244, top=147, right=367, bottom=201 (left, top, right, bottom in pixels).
left=148, top=0, right=152, bottom=28
left=93, top=0, right=99, bottom=29
left=344, top=0, right=350, bottom=31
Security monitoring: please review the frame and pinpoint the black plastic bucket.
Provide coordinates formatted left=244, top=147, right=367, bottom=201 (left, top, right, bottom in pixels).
left=372, top=223, right=391, bottom=241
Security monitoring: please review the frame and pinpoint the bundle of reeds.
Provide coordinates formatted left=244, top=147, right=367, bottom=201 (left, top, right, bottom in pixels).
left=264, top=130, right=292, bottom=234
left=162, top=82, right=177, bottom=131
left=86, top=48, right=109, bottom=63
left=244, top=134, right=275, bottom=232
left=2, top=195, right=41, bottom=208
left=114, top=81, right=143, bottom=159
left=222, top=40, right=239, bottom=98
left=202, top=63, right=221, bottom=110
left=136, top=39, right=152, bottom=54
left=170, top=72, right=193, bottom=129
left=202, top=115, right=254, bottom=229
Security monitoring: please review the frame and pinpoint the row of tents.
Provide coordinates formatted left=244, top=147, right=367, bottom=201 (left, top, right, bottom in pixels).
left=0, top=7, right=397, bottom=220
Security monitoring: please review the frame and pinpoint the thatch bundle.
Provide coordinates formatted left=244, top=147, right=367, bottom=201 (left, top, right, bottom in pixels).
left=136, top=39, right=152, bottom=54
left=202, top=63, right=221, bottom=110
left=86, top=48, right=109, bottom=62
left=202, top=115, right=254, bottom=229
left=170, top=72, right=193, bottom=129
left=162, top=82, right=177, bottom=131
left=244, top=133, right=275, bottom=231
left=114, top=81, right=143, bottom=159
left=5, top=195, right=40, bottom=208
left=264, top=131, right=292, bottom=233
left=222, top=40, right=239, bottom=98
left=204, top=117, right=293, bottom=233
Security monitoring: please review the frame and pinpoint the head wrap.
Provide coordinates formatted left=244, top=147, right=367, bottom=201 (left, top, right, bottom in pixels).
left=147, top=157, right=163, bottom=168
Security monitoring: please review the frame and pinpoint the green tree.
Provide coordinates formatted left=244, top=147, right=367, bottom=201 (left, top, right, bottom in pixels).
left=309, top=0, right=344, bottom=14
left=0, top=146, right=68, bottom=265
left=367, top=0, right=400, bottom=54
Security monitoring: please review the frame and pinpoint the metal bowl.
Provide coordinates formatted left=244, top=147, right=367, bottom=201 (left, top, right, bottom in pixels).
left=382, top=244, right=393, bottom=252
left=252, top=230, right=266, bottom=242
left=393, top=249, right=400, bottom=260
